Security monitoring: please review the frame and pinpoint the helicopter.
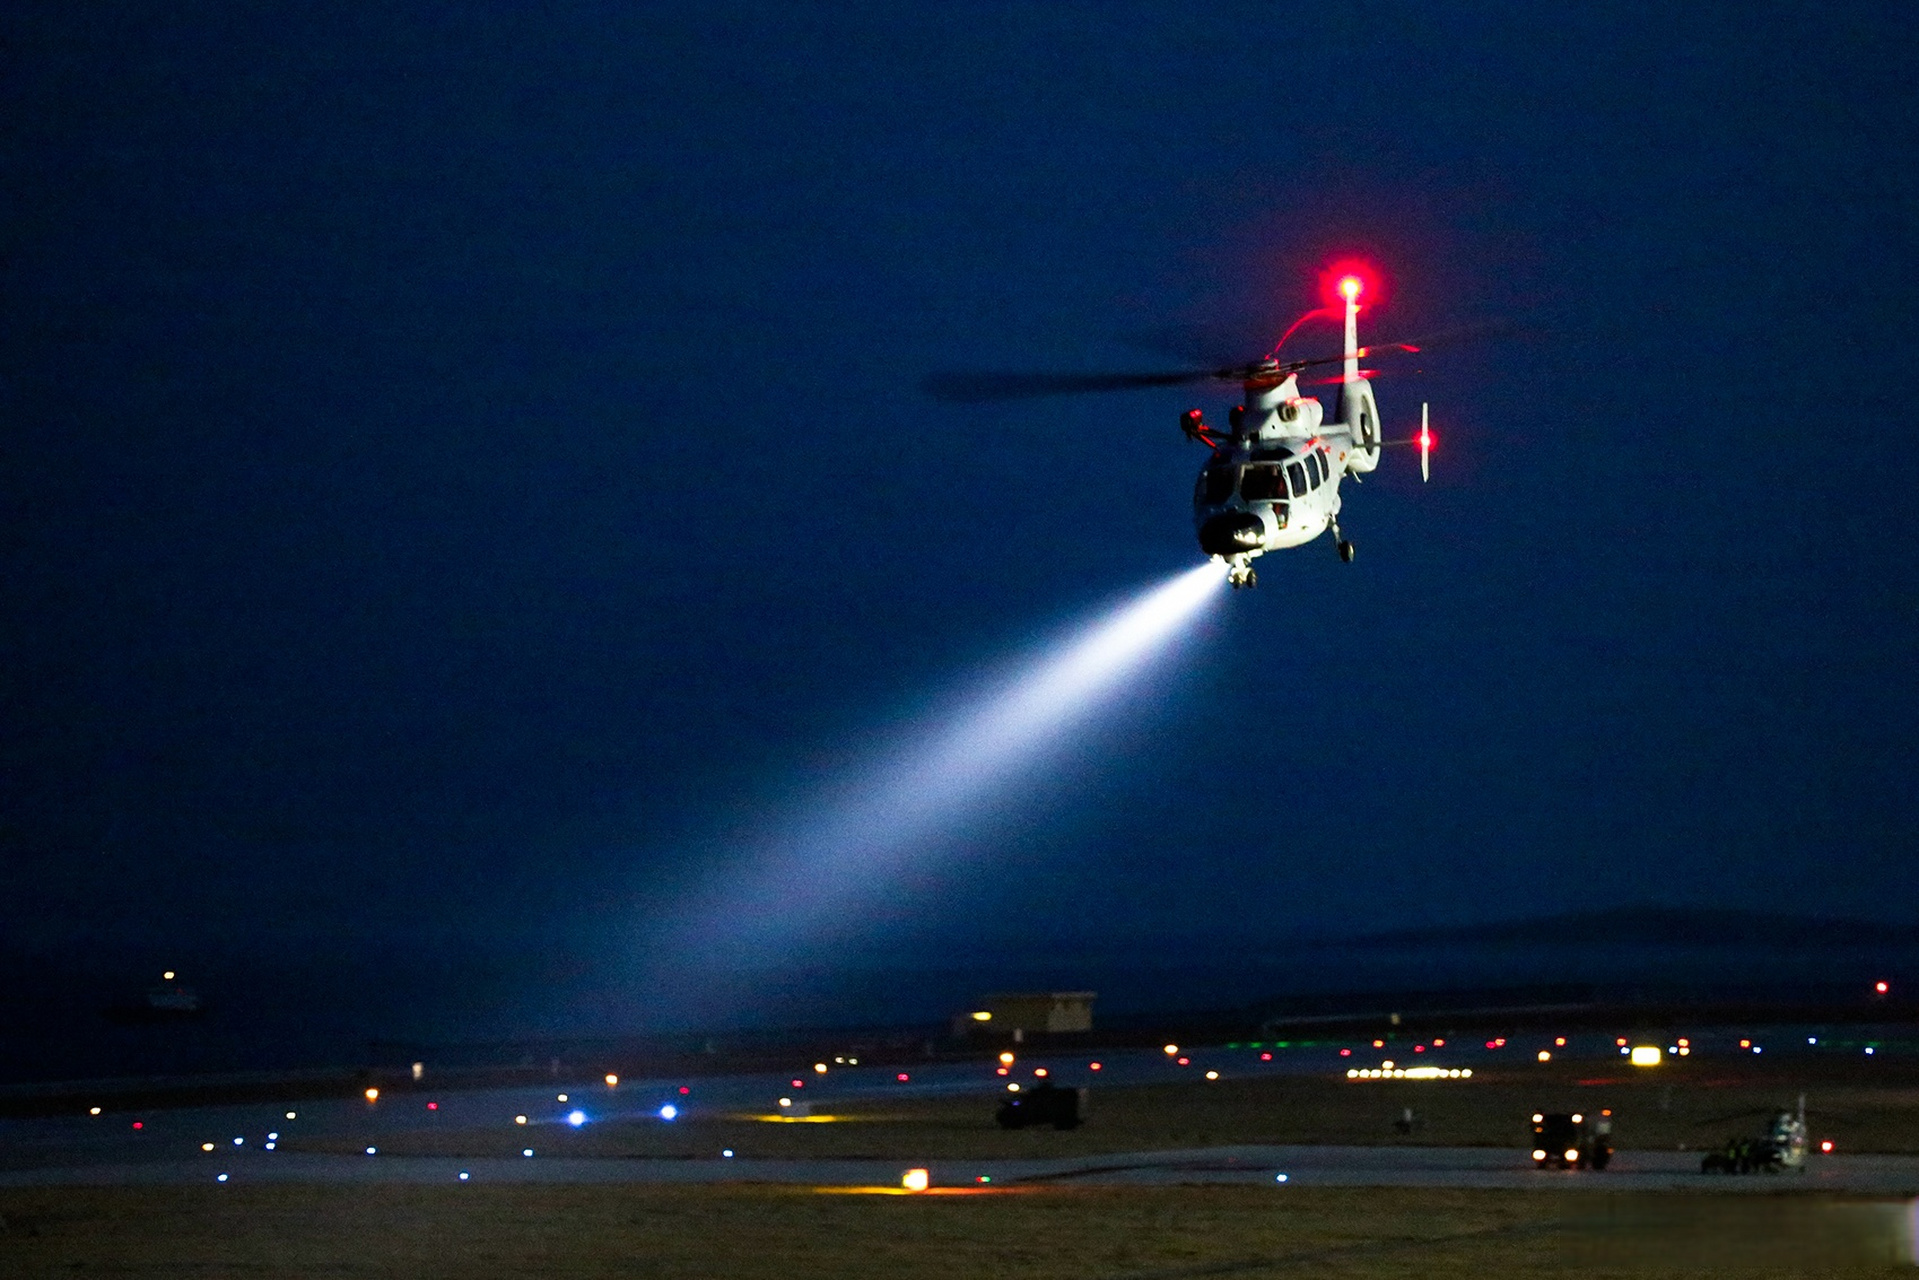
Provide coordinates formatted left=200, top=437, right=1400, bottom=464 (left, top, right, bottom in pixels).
left=925, top=271, right=1435, bottom=588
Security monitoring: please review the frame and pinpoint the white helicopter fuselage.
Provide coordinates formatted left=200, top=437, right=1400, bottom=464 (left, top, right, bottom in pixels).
left=1192, top=371, right=1381, bottom=583
left=1189, top=286, right=1386, bottom=586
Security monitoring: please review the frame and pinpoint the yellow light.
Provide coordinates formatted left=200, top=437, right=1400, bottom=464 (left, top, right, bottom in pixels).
left=1338, top=275, right=1362, bottom=301
left=1565, top=1148, right=1580, bottom=1162
left=88, top=1106, right=101, bottom=1116
left=1630, top=1045, right=1663, bottom=1067
left=1204, top=1070, right=1219, bottom=1081
left=901, top=1168, right=929, bottom=1192
left=515, top=1115, right=527, bottom=1125
left=1382, top=1060, right=1395, bottom=1069
left=1532, top=1149, right=1547, bottom=1160
left=778, top=1098, right=792, bottom=1108
left=1533, top=1113, right=1543, bottom=1122
left=1163, top=1044, right=1179, bottom=1056
left=364, top=1088, right=379, bottom=1102
left=998, top=1052, right=1015, bottom=1066
left=605, top=1074, right=619, bottom=1087
left=1346, top=1069, right=1358, bottom=1078
left=162, top=971, right=176, bottom=981
left=201, top=1142, right=215, bottom=1152
left=1536, top=1050, right=1551, bottom=1062
left=1033, top=1068, right=1048, bottom=1078
left=814, top=1063, right=828, bottom=1074
left=970, top=1011, right=993, bottom=1022
left=1554, top=1037, right=1566, bottom=1047
left=1572, top=1114, right=1583, bottom=1123
left=1007, top=1083, right=1020, bottom=1092
left=1677, top=1038, right=1690, bottom=1047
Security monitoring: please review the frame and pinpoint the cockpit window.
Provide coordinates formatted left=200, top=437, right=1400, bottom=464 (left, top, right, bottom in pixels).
left=1239, top=464, right=1284, bottom=501
left=1285, top=461, right=1309, bottom=497
left=1305, top=452, right=1322, bottom=485
left=1200, top=465, right=1238, bottom=505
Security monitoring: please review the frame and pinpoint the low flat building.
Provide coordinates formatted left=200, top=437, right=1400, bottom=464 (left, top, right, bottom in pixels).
left=956, top=992, right=1096, bottom=1039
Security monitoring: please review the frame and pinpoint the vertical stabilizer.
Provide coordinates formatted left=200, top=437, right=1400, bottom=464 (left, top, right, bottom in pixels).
left=1335, top=275, right=1381, bottom=474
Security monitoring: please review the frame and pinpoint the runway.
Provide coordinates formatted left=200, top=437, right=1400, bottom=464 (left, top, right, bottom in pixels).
left=9, top=1142, right=1919, bottom=1194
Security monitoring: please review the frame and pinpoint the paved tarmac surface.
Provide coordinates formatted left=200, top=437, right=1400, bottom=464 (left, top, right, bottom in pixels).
left=9, top=1139, right=1919, bottom=1194
left=9, top=1035, right=1919, bottom=1195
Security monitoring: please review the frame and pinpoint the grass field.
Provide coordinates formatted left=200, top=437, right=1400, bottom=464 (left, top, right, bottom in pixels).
left=283, top=1053, right=1919, bottom=1162
left=1, top=1184, right=1911, bottom=1278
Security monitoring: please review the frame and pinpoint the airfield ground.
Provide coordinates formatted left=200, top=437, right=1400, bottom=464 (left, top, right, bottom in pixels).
left=275, top=1055, right=1919, bottom=1162
left=2, top=1184, right=1913, bottom=1277
left=6, top=1046, right=1919, bottom=1275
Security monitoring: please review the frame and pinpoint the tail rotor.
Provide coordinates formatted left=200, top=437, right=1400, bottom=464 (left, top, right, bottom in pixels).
left=1418, top=403, right=1432, bottom=483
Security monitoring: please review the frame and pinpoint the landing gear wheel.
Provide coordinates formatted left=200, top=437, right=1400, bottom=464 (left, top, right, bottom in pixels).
left=1337, top=540, right=1356, bottom=563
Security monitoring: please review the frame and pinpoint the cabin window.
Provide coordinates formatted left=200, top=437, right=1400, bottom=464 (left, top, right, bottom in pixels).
left=1285, top=461, right=1309, bottom=497
left=1239, top=464, right=1284, bottom=501
left=1200, top=465, right=1238, bottom=505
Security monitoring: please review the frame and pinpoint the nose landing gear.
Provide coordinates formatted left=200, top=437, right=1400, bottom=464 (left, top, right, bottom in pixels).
left=1225, top=556, right=1258, bottom=589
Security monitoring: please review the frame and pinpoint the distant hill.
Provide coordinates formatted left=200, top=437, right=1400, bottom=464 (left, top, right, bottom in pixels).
left=1347, top=904, right=1919, bottom=949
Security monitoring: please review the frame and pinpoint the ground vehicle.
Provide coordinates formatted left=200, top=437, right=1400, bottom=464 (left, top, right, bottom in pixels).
left=995, top=1081, right=1083, bottom=1131
left=1530, top=1111, right=1612, bottom=1170
left=1701, top=1108, right=1807, bottom=1174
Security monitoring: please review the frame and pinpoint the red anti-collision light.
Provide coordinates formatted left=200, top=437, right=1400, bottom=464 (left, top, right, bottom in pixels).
left=1318, top=258, right=1384, bottom=311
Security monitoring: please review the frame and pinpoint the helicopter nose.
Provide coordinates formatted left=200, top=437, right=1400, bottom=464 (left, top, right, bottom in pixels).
left=1198, top=513, right=1264, bottom=557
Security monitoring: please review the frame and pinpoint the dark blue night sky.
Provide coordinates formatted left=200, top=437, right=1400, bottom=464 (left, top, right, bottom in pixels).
left=4, top=4, right=1916, bottom=1060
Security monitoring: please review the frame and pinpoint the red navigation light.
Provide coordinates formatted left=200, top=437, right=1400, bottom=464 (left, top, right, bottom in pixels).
left=1318, top=258, right=1384, bottom=311
left=1875, top=980, right=1890, bottom=994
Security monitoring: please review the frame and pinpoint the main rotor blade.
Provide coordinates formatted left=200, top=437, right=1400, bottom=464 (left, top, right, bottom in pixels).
left=920, top=322, right=1495, bottom=405
left=920, top=368, right=1226, bottom=403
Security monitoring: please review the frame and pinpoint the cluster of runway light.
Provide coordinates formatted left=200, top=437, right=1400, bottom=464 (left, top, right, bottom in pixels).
left=664, top=560, right=1228, bottom=971
left=1346, top=1065, right=1472, bottom=1080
